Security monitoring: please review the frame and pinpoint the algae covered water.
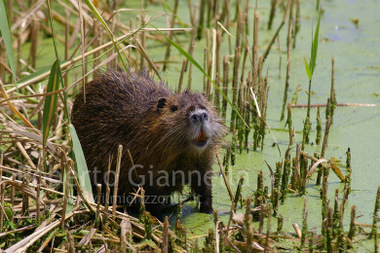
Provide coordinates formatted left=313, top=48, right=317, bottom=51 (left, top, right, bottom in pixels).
left=139, top=0, right=380, bottom=245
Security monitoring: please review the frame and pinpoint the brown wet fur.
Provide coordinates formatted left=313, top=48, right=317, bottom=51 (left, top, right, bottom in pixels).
left=71, top=70, right=226, bottom=215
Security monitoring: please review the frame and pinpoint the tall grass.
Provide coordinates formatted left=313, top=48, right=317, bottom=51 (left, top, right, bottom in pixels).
left=302, top=9, right=322, bottom=148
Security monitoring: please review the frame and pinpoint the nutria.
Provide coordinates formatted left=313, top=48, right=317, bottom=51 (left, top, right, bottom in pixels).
left=71, top=70, right=226, bottom=214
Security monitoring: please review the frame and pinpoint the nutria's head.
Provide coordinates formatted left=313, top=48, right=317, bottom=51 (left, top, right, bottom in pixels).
left=154, top=89, right=225, bottom=153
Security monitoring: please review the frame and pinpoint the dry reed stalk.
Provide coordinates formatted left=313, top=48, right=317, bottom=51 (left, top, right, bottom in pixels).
left=50, top=9, right=76, bottom=32
left=222, top=55, right=230, bottom=118
left=231, top=11, right=244, bottom=128
left=16, top=142, right=36, bottom=170
left=4, top=210, right=88, bottom=253
left=242, top=0, right=249, bottom=37
left=188, top=0, right=195, bottom=27
left=291, top=144, right=300, bottom=190
left=162, top=216, right=169, bottom=253
left=280, top=0, right=294, bottom=121
left=7, top=0, right=14, bottom=23
left=332, top=189, right=340, bottom=239
left=134, top=39, right=162, bottom=80
left=302, top=151, right=344, bottom=181
left=67, top=167, right=94, bottom=215
left=292, top=223, right=302, bottom=239
left=112, top=145, right=123, bottom=219
left=224, top=0, right=232, bottom=54
left=111, top=13, right=119, bottom=70
left=271, top=161, right=281, bottom=214
left=262, top=0, right=291, bottom=64
left=329, top=57, right=337, bottom=123
left=321, top=116, right=331, bottom=158
left=286, top=103, right=293, bottom=145
left=213, top=0, right=220, bottom=23
left=36, top=154, right=42, bottom=221
left=162, top=0, right=179, bottom=71
left=230, top=45, right=241, bottom=131
left=244, top=196, right=252, bottom=226
left=104, top=155, right=112, bottom=221
left=197, top=0, right=206, bottom=40
left=211, top=28, right=217, bottom=85
left=321, top=175, right=328, bottom=236
left=68, top=15, right=81, bottom=48
left=61, top=153, right=69, bottom=230
left=0, top=47, right=5, bottom=83
left=338, top=204, right=345, bottom=245
left=216, top=152, right=233, bottom=201
left=8, top=0, right=43, bottom=32
left=184, top=28, right=196, bottom=71
left=293, top=0, right=300, bottom=48
left=214, top=29, right=222, bottom=110
left=186, top=30, right=196, bottom=89
left=16, top=30, right=22, bottom=77
left=326, top=206, right=334, bottom=251
left=218, top=0, right=227, bottom=23
left=204, top=28, right=215, bottom=97
left=240, top=36, right=249, bottom=85
left=96, top=184, right=101, bottom=221
left=29, top=16, right=40, bottom=69
left=177, top=59, right=186, bottom=92
left=7, top=25, right=174, bottom=93
left=301, top=198, right=308, bottom=247
left=77, top=0, right=87, bottom=95
left=237, top=82, right=244, bottom=151
left=203, top=48, right=208, bottom=92
left=227, top=176, right=244, bottom=231
left=64, top=11, right=71, bottom=88
left=277, top=35, right=282, bottom=77
left=276, top=215, right=284, bottom=234
left=206, top=0, right=212, bottom=29
left=266, top=206, right=272, bottom=247
left=348, top=205, right=356, bottom=240
left=92, top=17, right=102, bottom=78
left=233, top=0, right=240, bottom=22
left=257, top=56, right=264, bottom=86
left=316, top=106, right=322, bottom=145
left=252, top=10, right=259, bottom=88
left=268, top=0, right=277, bottom=30
left=21, top=177, right=29, bottom=216
left=370, top=186, right=380, bottom=240
left=235, top=1, right=242, bottom=48
left=259, top=74, right=269, bottom=149
left=139, top=7, right=146, bottom=69
left=11, top=175, right=15, bottom=219
left=0, top=224, right=37, bottom=240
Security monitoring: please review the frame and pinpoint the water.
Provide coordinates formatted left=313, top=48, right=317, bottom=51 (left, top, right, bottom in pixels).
left=126, top=0, right=380, bottom=249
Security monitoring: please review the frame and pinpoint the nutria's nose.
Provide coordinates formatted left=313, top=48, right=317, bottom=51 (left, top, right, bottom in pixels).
left=190, top=110, right=209, bottom=123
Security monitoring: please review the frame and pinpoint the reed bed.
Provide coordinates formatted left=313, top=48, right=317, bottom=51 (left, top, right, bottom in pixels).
left=0, top=0, right=379, bottom=251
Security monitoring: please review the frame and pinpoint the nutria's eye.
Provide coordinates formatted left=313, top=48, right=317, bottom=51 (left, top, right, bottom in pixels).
left=157, top=98, right=167, bottom=109
left=170, top=106, right=178, bottom=112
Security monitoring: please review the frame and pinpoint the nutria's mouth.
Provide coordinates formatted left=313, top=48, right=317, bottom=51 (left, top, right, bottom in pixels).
left=194, top=129, right=209, bottom=147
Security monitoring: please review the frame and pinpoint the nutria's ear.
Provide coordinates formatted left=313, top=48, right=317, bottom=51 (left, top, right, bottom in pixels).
left=157, top=98, right=167, bottom=109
